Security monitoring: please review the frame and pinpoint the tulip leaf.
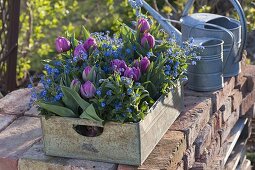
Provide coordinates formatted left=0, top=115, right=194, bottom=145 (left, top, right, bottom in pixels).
left=37, top=102, right=77, bottom=117
left=61, top=86, right=90, bottom=110
left=80, top=104, right=104, bottom=123
left=61, top=86, right=79, bottom=114
left=82, top=26, right=90, bottom=40
left=70, top=32, right=79, bottom=47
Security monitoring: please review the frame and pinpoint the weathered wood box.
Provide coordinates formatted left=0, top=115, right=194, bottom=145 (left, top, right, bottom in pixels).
left=41, top=85, right=183, bottom=165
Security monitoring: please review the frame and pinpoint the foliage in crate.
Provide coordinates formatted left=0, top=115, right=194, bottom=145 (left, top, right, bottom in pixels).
left=30, top=16, right=200, bottom=124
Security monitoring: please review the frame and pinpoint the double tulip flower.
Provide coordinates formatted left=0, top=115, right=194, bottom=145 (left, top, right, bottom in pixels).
left=137, top=18, right=155, bottom=50
left=55, top=37, right=71, bottom=53
left=80, top=66, right=97, bottom=99
left=74, top=37, right=97, bottom=58
left=70, top=66, right=97, bottom=99
left=80, top=81, right=96, bottom=99
left=55, top=36, right=97, bottom=57
left=111, top=56, right=150, bottom=82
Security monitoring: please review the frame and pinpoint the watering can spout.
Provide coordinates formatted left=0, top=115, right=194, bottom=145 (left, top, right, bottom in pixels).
left=134, top=0, right=182, bottom=43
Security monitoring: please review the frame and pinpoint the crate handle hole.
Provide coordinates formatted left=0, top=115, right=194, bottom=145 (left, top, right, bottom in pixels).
left=73, top=125, right=104, bottom=137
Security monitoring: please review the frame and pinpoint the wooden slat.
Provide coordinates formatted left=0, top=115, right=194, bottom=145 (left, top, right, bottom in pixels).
left=223, top=118, right=248, bottom=165
left=225, top=138, right=248, bottom=170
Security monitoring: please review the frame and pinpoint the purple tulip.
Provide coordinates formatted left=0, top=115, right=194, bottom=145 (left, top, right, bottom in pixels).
left=140, top=57, right=150, bottom=73
left=55, top=37, right=71, bottom=53
left=111, top=59, right=127, bottom=75
left=82, top=66, right=96, bottom=81
left=84, top=37, right=97, bottom=51
left=70, top=79, right=81, bottom=92
left=80, top=81, right=96, bottom=99
left=137, top=18, right=150, bottom=33
left=74, top=44, right=87, bottom=58
left=141, top=33, right=155, bottom=49
left=124, top=67, right=141, bottom=82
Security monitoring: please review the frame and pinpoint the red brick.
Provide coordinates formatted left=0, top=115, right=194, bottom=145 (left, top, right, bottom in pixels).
left=0, top=114, right=17, bottom=132
left=176, top=160, right=184, bottom=170
left=208, top=116, right=215, bottom=140
left=231, top=90, right=242, bottom=113
left=198, top=134, right=221, bottom=165
left=220, top=97, right=232, bottom=123
left=219, top=111, right=239, bottom=145
left=191, top=162, right=207, bottom=170
left=170, top=96, right=212, bottom=148
left=209, top=111, right=222, bottom=140
left=243, top=65, right=255, bottom=93
left=0, top=88, right=32, bottom=115
left=138, top=131, right=186, bottom=170
left=216, top=111, right=222, bottom=132
left=118, top=165, right=137, bottom=170
left=235, top=65, right=244, bottom=87
left=246, top=76, right=255, bottom=92
left=207, top=156, right=224, bottom=170
left=236, top=77, right=249, bottom=97
left=243, top=65, right=255, bottom=78
left=0, top=116, right=42, bottom=170
left=241, top=104, right=255, bottom=119
left=240, top=88, right=255, bottom=116
left=183, top=145, right=195, bottom=170
left=19, top=141, right=117, bottom=170
left=184, top=77, right=235, bottom=112
left=24, top=106, right=40, bottom=117
left=0, top=158, right=18, bottom=170
left=194, top=124, right=212, bottom=159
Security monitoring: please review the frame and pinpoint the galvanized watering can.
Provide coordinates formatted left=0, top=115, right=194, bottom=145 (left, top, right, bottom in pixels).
left=187, top=23, right=234, bottom=91
left=187, top=38, right=225, bottom=91
left=129, top=0, right=247, bottom=79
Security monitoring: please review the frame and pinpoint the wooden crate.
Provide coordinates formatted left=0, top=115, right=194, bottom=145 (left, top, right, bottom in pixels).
left=41, top=85, right=183, bottom=165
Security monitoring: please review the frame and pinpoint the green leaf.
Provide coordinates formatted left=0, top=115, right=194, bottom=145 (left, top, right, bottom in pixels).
left=37, top=102, right=76, bottom=117
left=61, top=86, right=90, bottom=110
left=105, top=82, right=115, bottom=90
left=80, top=104, right=104, bottom=123
left=62, top=73, right=71, bottom=87
left=61, top=86, right=79, bottom=114
left=71, top=33, right=79, bottom=47
left=82, top=26, right=90, bottom=40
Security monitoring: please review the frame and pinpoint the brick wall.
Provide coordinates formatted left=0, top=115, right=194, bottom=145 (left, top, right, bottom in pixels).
left=0, top=65, right=254, bottom=170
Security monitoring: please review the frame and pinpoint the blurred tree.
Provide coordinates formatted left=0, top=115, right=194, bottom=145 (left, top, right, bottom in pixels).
left=18, top=0, right=79, bottom=84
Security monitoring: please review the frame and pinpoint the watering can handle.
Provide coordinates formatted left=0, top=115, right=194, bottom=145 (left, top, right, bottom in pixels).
left=188, top=23, right=234, bottom=73
left=182, top=0, right=247, bottom=62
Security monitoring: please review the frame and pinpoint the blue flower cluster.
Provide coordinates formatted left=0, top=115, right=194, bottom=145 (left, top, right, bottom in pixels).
left=114, top=102, right=122, bottom=111
left=164, top=61, right=179, bottom=78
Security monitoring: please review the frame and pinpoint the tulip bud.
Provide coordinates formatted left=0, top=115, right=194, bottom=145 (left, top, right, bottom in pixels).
left=84, top=37, right=97, bottom=51
left=137, top=18, right=150, bottom=33
left=80, top=81, right=96, bottom=99
left=111, top=59, right=127, bottom=75
left=140, top=57, right=150, bottom=73
left=82, top=66, right=96, bottom=81
left=141, top=33, right=155, bottom=49
left=124, top=67, right=141, bottom=82
left=55, top=37, right=71, bottom=53
left=70, top=79, right=81, bottom=92
left=74, top=44, right=87, bottom=58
